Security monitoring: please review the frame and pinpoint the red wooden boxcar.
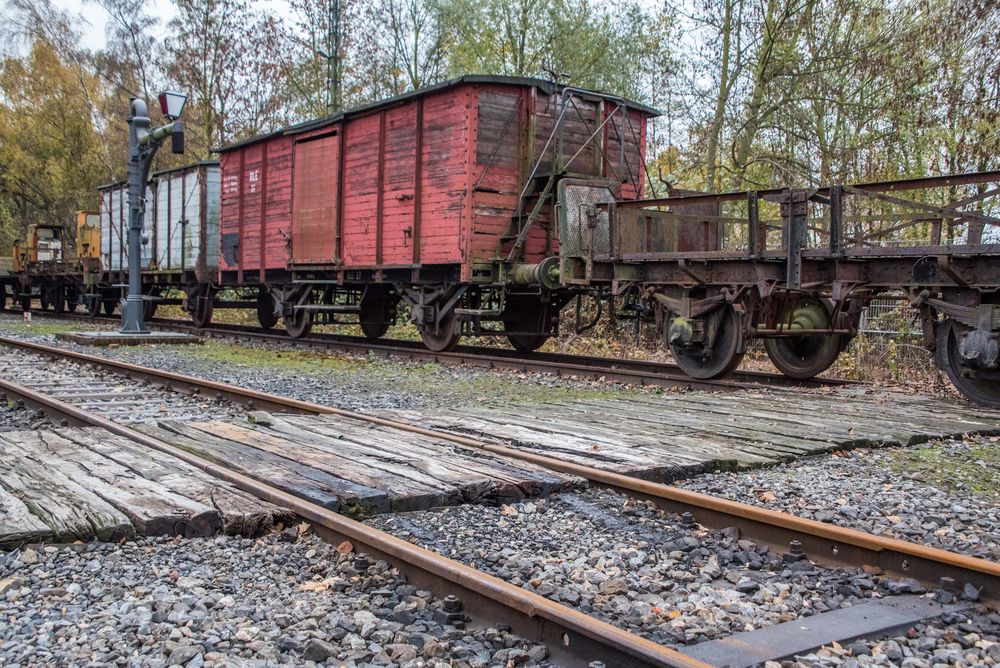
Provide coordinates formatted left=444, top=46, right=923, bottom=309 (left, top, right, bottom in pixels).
left=213, top=76, right=657, bottom=350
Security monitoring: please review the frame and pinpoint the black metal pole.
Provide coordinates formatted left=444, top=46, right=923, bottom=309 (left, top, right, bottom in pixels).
left=120, top=97, right=185, bottom=334
left=121, top=98, right=153, bottom=334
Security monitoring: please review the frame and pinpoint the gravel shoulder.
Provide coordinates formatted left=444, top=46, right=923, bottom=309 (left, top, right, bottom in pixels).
left=676, top=435, right=1000, bottom=562
left=0, top=531, right=553, bottom=668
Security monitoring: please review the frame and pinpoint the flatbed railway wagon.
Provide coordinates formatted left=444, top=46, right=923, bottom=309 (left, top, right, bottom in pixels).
left=562, top=172, right=1000, bottom=407
left=212, top=75, right=656, bottom=351
left=95, top=161, right=220, bottom=320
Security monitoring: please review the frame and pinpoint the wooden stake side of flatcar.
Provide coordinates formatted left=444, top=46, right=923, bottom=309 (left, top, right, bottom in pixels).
left=563, top=173, right=1000, bottom=407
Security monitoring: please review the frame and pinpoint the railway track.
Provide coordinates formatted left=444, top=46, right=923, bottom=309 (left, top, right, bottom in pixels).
left=12, top=310, right=855, bottom=392
left=1, top=333, right=998, bottom=667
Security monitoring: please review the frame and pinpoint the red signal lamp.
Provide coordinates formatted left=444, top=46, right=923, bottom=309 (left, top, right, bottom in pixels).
left=158, top=91, right=187, bottom=121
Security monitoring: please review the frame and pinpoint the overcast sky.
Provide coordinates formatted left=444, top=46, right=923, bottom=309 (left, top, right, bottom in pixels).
left=51, top=0, right=294, bottom=52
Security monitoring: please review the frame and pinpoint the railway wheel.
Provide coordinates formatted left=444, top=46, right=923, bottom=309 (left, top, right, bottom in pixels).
left=359, top=290, right=394, bottom=340
left=763, top=299, right=842, bottom=379
left=46, top=286, right=66, bottom=314
left=103, top=298, right=117, bottom=316
left=936, top=318, right=1000, bottom=408
left=503, top=301, right=549, bottom=353
left=188, top=286, right=214, bottom=328
left=143, top=288, right=160, bottom=321
left=284, top=308, right=313, bottom=338
left=0, top=284, right=7, bottom=312
left=257, top=290, right=278, bottom=329
left=420, top=309, right=461, bottom=352
left=84, top=288, right=101, bottom=316
left=668, top=304, right=745, bottom=379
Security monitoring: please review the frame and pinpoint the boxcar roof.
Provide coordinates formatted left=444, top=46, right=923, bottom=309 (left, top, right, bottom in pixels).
left=98, top=160, right=221, bottom=190
left=215, top=75, right=660, bottom=154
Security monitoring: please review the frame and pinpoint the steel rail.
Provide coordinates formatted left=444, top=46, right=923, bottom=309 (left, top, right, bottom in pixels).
left=14, top=310, right=853, bottom=391
left=2, top=334, right=998, bottom=604
left=0, top=373, right=707, bottom=668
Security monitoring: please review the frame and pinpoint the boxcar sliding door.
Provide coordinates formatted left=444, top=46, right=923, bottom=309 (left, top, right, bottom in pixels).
left=291, top=133, right=340, bottom=264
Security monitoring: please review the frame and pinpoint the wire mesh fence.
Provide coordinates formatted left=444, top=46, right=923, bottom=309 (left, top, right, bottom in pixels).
left=857, top=295, right=922, bottom=338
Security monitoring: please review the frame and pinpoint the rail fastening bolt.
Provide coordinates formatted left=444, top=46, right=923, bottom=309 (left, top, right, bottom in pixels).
left=443, top=595, right=463, bottom=613
left=15, top=400, right=24, bottom=409
left=35, top=409, right=45, bottom=418
left=783, top=539, right=807, bottom=563
left=353, top=555, right=370, bottom=572
left=680, top=512, right=695, bottom=527
left=59, top=419, right=69, bottom=427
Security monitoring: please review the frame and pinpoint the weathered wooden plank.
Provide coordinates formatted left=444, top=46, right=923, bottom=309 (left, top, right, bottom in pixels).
left=22, top=429, right=222, bottom=537
left=0, top=485, right=52, bottom=549
left=136, top=421, right=388, bottom=513
left=0, top=433, right=134, bottom=545
left=180, top=415, right=578, bottom=511
left=50, top=428, right=286, bottom=536
left=278, top=414, right=579, bottom=497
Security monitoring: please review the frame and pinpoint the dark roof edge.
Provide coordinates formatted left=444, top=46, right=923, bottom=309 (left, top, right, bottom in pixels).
left=214, top=74, right=660, bottom=154
left=97, top=160, right=221, bottom=190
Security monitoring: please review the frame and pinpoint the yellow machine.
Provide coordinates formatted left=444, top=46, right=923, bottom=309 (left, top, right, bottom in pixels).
left=76, top=211, right=101, bottom=259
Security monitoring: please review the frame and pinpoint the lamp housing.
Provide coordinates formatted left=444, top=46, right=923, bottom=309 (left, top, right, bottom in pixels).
left=158, top=91, right=187, bottom=121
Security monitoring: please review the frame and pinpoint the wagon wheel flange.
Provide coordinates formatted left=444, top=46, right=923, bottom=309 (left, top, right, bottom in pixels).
left=763, top=298, right=843, bottom=379
left=257, top=289, right=278, bottom=329
left=284, top=307, right=313, bottom=338
left=188, top=286, right=214, bottom=328
left=936, top=318, right=1000, bottom=408
left=420, top=308, right=461, bottom=352
left=668, top=303, right=745, bottom=379
left=503, top=300, right=550, bottom=353
left=359, top=290, right=395, bottom=341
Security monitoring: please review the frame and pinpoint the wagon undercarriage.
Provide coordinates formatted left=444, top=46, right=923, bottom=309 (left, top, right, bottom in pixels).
left=563, top=171, right=1000, bottom=406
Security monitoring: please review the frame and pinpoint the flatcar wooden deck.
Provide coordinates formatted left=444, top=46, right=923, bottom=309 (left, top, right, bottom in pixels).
left=2, top=386, right=996, bottom=548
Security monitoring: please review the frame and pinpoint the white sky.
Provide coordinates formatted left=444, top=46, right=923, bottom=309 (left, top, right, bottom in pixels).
left=51, top=0, right=293, bottom=52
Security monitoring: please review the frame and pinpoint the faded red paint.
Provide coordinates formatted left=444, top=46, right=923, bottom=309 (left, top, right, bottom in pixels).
left=217, top=78, right=655, bottom=280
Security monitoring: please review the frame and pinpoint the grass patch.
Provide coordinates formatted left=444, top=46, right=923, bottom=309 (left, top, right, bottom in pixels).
left=190, top=341, right=365, bottom=372
left=0, top=316, right=95, bottom=337
left=884, top=436, right=1000, bottom=503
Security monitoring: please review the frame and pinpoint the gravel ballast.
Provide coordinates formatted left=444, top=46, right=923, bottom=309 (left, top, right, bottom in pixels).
left=367, top=489, right=1000, bottom=666
left=0, top=531, right=554, bottom=667
left=676, top=437, right=1000, bottom=562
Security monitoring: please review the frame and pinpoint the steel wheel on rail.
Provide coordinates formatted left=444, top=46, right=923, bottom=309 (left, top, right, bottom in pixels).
left=189, top=288, right=214, bottom=328
left=102, top=298, right=117, bottom=316
left=936, top=318, right=1000, bottom=408
left=359, top=289, right=394, bottom=340
left=256, top=290, right=278, bottom=329
left=763, top=298, right=842, bottom=379
left=143, top=288, right=160, bottom=321
left=420, top=309, right=461, bottom=352
left=502, top=300, right=550, bottom=353
left=668, top=304, right=745, bottom=379
left=50, top=287, right=66, bottom=314
left=284, top=308, right=313, bottom=338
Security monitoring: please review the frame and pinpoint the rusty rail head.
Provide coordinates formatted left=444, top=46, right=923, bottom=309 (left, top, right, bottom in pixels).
left=0, top=373, right=707, bottom=668
left=3, top=333, right=999, bottom=604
